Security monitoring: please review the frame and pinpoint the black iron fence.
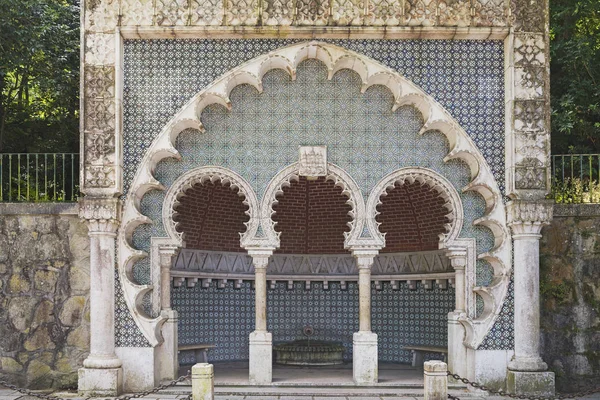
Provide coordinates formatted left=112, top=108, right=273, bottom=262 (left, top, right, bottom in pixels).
left=1, top=153, right=600, bottom=203
left=0, top=153, right=79, bottom=202
left=550, top=154, right=600, bottom=204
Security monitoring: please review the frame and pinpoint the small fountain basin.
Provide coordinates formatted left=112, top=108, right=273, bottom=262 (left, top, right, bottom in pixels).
left=273, top=340, right=344, bottom=366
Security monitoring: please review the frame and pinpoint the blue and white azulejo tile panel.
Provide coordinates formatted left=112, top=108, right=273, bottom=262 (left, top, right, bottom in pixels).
left=174, top=280, right=453, bottom=363
left=117, top=38, right=512, bottom=351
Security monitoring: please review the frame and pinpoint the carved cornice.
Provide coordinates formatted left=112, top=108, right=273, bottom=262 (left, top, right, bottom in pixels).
left=88, top=0, right=519, bottom=28
left=506, top=200, right=553, bottom=236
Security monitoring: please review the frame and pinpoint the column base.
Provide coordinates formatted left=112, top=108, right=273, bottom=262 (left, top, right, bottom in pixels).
left=78, top=367, right=123, bottom=397
left=156, top=309, right=179, bottom=382
left=508, top=356, right=548, bottom=372
left=507, top=370, right=555, bottom=397
left=249, top=331, right=272, bottom=384
left=447, top=312, right=467, bottom=378
left=353, top=331, right=378, bottom=385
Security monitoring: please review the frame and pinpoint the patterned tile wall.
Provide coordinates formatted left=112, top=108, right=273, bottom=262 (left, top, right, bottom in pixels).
left=118, top=39, right=513, bottom=351
left=174, top=281, right=453, bottom=363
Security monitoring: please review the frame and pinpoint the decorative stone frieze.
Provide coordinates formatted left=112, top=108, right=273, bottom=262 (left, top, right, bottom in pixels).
left=508, top=29, right=550, bottom=197
left=366, top=0, right=402, bottom=26
left=296, top=0, right=330, bottom=25
left=85, top=33, right=115, bottom=65
left=84, top=0, right=118, bottom=33
left=332, top=0, right=363, bottom=26
left=79, top=0, right=531, bottom=28
left=120, top=0, right=155, bottom=26
left=156, top=0, right=189, bottom=25
left=511, top=0, right=546, bottom=32
left=225, top=0, right=260, bottom=26
left=263, top=0, right=294, bottom=25
left=404, top=0, right=438, bottom=26
left=473, top=0, right=507, bottom=26
left=438, top=0, right=471, bottom=27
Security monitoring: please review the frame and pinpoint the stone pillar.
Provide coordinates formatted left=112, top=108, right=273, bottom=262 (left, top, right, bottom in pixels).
left=507, top=200, right=555, bottom=396
left=445, top=247, right=468, bottom=378
left=424, top=360, right=448, bottom=400
left=78, top=198, right=123, bottom=396
left=352, top=249, right=378, bottom=385
left=248, top=249, right=273, bottom=384
left=191, top=363, right=214, bottom=400
left=157, top=244, right=180, bottom=382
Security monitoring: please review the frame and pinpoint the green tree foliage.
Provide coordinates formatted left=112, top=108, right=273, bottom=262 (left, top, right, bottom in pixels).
left=551, top=0, right=600, bottom=154
left=0, top=0, right=79, bottom=153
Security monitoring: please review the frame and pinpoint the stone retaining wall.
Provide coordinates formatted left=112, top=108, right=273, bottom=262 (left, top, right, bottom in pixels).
left=541, top=204, right=600, bottom=392
left=0, top=203, right=90, bottom=389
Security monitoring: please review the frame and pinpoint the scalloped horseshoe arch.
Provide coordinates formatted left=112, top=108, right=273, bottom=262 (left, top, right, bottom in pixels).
left=367, top=167, right=464, bottom=246
left=118, top=41, right=511, bottom=348
left=253, top=162, right=365, bottom=250
left=162, top=166, right=260, bottom=248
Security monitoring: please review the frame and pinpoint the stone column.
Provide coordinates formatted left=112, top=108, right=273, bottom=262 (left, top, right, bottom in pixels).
left=352, top=249, right=378, bottom=385
left=445, top=247, right=468, bottom=378
left=507, top=200, right=555, bottom=396
left=78, top=198, right=123, bottom=396
left=157, top=244, right=180, bottom=382
left=247, top=248, right=273, bottom=384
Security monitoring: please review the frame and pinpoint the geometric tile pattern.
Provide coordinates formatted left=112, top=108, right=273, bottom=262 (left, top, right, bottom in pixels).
left=119, top=39, right=512, bottom=351
left=174, top=280, right=454, bottom=363
left=123, top=39, right=506, bottom=196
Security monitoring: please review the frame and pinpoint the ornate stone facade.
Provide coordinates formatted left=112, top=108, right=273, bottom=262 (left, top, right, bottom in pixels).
left=79, top=0, right=552, bottom=394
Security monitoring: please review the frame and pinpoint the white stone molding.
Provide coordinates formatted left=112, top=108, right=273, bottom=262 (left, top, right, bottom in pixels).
left=257, top=162, right=364, bottom=250
left=366, top=167, right=464, bottom=247
left=117, top=166, right=258, bottom=346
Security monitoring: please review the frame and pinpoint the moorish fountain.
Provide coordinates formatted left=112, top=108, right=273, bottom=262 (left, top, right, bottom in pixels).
left=273, top=326, right=345, bottom=366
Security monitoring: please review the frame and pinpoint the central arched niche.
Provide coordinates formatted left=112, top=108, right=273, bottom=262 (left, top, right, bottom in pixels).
left=273, top=176, right=352, bottom=254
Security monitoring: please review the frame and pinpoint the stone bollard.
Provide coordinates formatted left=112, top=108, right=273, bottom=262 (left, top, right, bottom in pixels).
left=424, top=360, right=448, bottom=400
left=192, top=363, right=214, bottom=400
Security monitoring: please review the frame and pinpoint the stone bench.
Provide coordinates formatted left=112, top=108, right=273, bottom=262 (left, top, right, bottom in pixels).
left=403, top=345, right=448, bottom=367
left=179, top=344, right=216, bottom=364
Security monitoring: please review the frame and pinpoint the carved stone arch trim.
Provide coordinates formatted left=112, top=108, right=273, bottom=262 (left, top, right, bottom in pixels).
left=162, top=166, right=260, bottom=247
left=251, top=162, right=366, bottom=250
left=366, top=167, right=464, bottom=247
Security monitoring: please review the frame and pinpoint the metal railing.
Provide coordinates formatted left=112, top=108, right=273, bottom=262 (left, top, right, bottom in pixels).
left=0, top=153, right=79, bottom=202
left=552, top=154, right=600, bottom=183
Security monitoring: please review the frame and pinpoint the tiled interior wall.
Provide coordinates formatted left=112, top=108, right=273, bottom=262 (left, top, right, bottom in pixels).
left=175, top=281, right=454, bottom=364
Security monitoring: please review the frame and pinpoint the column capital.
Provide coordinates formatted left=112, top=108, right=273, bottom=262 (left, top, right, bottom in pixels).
left=507, top=199, right=553, bottom=237
left=159, top=244, right=180, bottom=265
left=444, top=247, right=467, bottom=270
left=247, top=248, right=273, bottom=270
left=79, top=197, right=121, bottom=233
left=351, top=248, right=379, bottom=269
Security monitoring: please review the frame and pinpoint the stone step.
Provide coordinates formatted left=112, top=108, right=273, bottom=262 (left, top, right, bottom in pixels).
left=161, top=385, right=477, bottom=397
